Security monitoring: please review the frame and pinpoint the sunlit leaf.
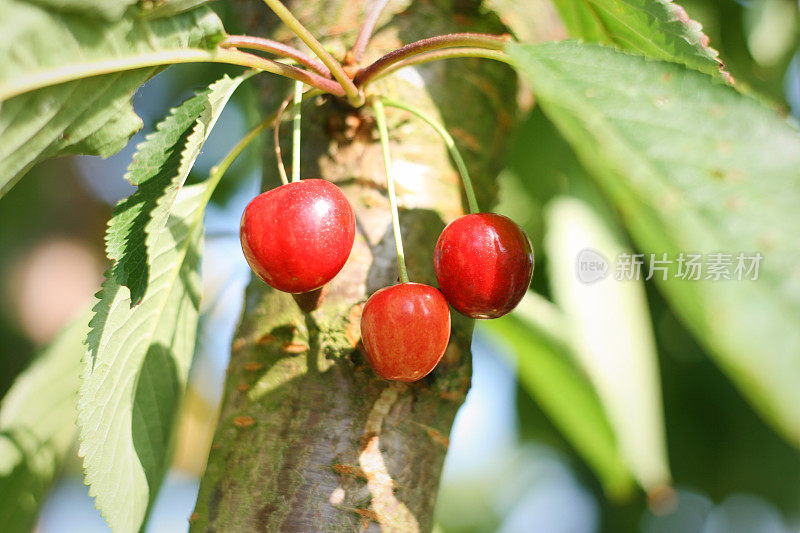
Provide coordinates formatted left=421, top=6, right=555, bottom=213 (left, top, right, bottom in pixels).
left=556, top=0, right=725, bottom=78
left=78, top=183, right=209, bottom=533
left=0, top=1, right=225, bottom=197
left=106, top=73, right=249, bottom=304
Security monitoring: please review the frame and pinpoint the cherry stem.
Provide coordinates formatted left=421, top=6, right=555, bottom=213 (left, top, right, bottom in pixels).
left=260, top=0, right=364, bottom=106
left=349, top=0, right=390, bottom=65
left=274, top=94, right=291, bottom=185
left=353, top=33, right=510, bottom=86
left=221, top=35, right=331, bottom=77
left=206, top=112, right=278, bottom=203
left=372, top=98, right=410, bottom=284
left=274, top=86, right=322, bottom=185
left=368, top=48, right=511, bottom=84
left=291, top=81, right=303, bottom=182
left=379, top=97, right=479, bottom=214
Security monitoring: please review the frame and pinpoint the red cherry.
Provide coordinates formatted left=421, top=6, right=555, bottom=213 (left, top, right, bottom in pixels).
left=360, top=283, right=451, bottom=382
left=240, top=179, right=355, bottom=293
left=434, top=213, right=533, bottom=319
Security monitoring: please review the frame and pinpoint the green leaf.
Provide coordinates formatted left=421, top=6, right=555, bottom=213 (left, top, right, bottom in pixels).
left=545, top=196, right=670, bottom=492
left=78, top=182, right=208, bottom=533
left=0, top=311, right=89, bottom=533
left=507, top=41, right=800, bottom=447
left=106, top=73, right=248, bottom=305
left=553, top=0, right=725, bottom=78
left=481, top=295, right=635, bottom=498
left=0, top=1, right=225, bottom=197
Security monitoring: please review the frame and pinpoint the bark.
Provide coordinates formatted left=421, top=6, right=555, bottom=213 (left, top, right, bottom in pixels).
left=191, top=1, right=517, bottom=530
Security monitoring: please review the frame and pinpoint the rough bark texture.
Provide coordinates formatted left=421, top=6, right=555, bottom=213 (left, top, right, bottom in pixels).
left=191, top=1, right=517, bottom=530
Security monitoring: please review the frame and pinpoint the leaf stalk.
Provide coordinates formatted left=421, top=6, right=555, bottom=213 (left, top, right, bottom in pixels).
left=221, top=35, right=331, bottom=77
left=260, top=0, right=364, bottom=106
left=354, top=33, right=510, bottom=86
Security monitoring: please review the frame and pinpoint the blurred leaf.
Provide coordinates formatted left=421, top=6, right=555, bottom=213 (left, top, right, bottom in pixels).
left=0, top=2, right=226, bottom=197
left=27, top=0, right=137, bottom=20
left=106, top=73, right=249, bottom=305
left=547, top=0, right=726, bottom=78
left=704, top=0, right=796, bottom=105
left=483, top=0, right=565, bottom=43
left=78, top=183, right=208, bottom=533
left=482, top=295, right=635, bottom=498
left=500, top=106, right=624, bottom=244
left=0, top=311, right=88, bottom=533
left=140, top=0, right=218, bottom=18
left=545, top=196, right=671, bottom=492
left=502, top=101, right=670, bottom=491
left=743, top=0, right=799, bottom=68
left=508, top=41, right=800, bottom=447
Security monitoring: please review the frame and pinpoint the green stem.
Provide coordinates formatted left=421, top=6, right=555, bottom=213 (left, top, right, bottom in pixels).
left=205, top=112, right=277, bottom=204
left=274, top=95, right=290, bottom=185
left=275, top=88, right=323, bottom=185
left=291, top=82, right=303, bottom=182
left=379, top=97, right=479, bottom=214
left=260, top=0, right=364, bottom=106
left=0, top=48, right=344, bottom=102
left=372, top=98, right=409, bottom=284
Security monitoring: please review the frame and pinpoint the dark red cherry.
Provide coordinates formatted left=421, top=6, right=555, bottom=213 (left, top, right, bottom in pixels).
left=240, top=179, right=355, bottom=293
left=434, top=213, right=533, bottom=319
left=360, top=283, right=451, bottom=382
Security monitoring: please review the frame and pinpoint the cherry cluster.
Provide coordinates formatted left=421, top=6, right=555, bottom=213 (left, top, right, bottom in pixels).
left=240, top=177, right=533, bottom=383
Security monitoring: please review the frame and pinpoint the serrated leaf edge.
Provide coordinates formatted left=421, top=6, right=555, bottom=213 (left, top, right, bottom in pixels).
left=77, top=185, right=209, bottom=532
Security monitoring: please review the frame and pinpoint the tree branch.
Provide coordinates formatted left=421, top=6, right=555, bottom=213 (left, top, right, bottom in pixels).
left=191, top=1, right=518, bottom=530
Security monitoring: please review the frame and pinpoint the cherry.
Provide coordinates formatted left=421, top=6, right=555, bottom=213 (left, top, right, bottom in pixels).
left=360, top=283, right=451, bottom=382
left=240, top=179, right=355, bottom=294
left=434, top=213, right=533, bottom=319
